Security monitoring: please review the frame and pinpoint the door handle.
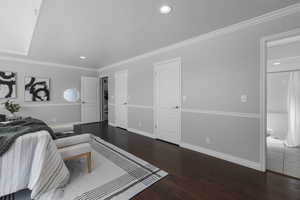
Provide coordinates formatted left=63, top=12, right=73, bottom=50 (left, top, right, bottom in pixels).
left=172, top=106, right=179, bottom=109
left=82, top=101, right=86, bottom=104
left=123, top=102, right=128, bottom=105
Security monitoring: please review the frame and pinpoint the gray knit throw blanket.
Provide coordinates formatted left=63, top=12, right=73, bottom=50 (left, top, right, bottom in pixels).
left=0, top=117, right=57, bottom=156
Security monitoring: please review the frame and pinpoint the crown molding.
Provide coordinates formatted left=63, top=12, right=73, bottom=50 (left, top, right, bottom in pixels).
left=98, top=2, right=300, bottom=72
left=0, top=55, right=97, bottom=72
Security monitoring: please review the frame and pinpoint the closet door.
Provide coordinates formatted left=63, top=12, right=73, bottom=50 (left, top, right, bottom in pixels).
left=115, top=70, right=128, bottom=129
left=154, top=58, right=181, bottom=144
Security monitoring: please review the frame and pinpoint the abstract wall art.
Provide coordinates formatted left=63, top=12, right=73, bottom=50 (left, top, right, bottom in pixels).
left=25, top=76, right=50, bottom=102
left=0, top=71, right=17, bottom=99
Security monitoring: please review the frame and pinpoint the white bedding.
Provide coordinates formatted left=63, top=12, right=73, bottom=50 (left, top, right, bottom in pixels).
left=0, top=131, right=70, bottom=199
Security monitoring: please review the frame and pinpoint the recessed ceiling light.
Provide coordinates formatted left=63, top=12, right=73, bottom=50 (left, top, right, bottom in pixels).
left=273, top=62, right=281, bottom=66
left=160, top=5, right=172, bottom=14
left=80, top=56, right=87, bottom=60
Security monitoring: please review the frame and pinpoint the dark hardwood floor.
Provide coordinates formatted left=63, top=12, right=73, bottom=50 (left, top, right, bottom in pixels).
left=74, top=121, right=300, bottom=200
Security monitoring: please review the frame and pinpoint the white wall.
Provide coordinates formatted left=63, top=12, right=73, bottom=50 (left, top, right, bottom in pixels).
left=100, top=10, right=300, bottom=170
left=0, top=59, right=96, bottom=125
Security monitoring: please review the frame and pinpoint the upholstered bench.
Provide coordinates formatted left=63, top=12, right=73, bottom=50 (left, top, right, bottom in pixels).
left=50, top=122, right=81, bottom=133
left=55, top=134, right=92, bottom=173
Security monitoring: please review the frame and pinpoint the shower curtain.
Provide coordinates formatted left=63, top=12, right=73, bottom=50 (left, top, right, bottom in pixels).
left=286, top=71, right=300, bottom=147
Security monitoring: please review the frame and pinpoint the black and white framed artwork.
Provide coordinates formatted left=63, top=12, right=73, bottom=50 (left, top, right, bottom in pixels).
left=0, top=71, right=17, bottom=99
left=25, top=76, right=50, bottom=102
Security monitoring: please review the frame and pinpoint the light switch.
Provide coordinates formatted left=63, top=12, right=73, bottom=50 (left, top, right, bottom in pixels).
left=241, top=95, right=248, bottom=103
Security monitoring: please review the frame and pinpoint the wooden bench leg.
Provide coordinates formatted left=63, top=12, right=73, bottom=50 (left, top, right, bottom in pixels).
left=86, top=152, right=92, bottom=173
left=64, top=152, right=92, bottom=173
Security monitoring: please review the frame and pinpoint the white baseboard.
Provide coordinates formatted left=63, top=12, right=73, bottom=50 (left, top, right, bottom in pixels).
left=108, top=123, right=262, bottom=171
left=127, top=128, right=155, bottom=139
left=108, top=122, right=116, bottom=127
left=180, top=142, right=262, bottom=171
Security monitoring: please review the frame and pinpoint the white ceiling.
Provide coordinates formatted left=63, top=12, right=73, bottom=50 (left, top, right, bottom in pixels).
left=1, top=0, right=300, bottom=69
left=0, top=0, right=43, bottom=55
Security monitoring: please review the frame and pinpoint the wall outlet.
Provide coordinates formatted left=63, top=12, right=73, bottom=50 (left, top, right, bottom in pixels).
left=205, top=137, right=211, bottom=144
left=138, top=121, right=142, bottom=127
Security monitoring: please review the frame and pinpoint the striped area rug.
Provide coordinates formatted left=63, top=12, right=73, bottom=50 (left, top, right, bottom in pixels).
left=0, top=136, right=168, bottom=200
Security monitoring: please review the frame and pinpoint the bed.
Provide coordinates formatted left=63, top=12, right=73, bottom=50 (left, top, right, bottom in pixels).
left=0, top=130, right=70, bottom=199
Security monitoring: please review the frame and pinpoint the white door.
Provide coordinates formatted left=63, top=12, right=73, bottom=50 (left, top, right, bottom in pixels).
left=81, top=76, right=99, bottom=123
left=154, top=58, right=181, bottom=144
left=115, top=70, right=128, bottom=129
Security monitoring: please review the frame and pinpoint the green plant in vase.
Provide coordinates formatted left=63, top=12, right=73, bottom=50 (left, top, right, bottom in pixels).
left=2, top=100, right=21, bottom=120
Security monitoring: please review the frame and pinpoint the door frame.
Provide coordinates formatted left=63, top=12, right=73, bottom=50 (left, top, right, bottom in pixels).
left=115, top=69, right=128, bottom=129
left=153, top=57, right=182, bottom=145
left=260, top=28, right=300, bottom=172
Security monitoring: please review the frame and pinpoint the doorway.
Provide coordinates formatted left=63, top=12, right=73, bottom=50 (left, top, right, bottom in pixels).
left=115, top=70, right=128, bottom=129
left=263, top=30, right=300, bottom=178
left=154, top=58, right=181, bottom=145
left=81, top=76, right=100, bottom=123
left=100, top=76, right=108, bottom=122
